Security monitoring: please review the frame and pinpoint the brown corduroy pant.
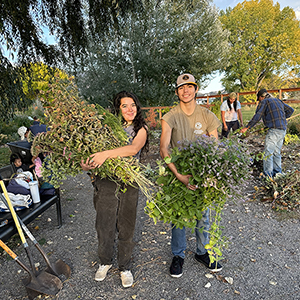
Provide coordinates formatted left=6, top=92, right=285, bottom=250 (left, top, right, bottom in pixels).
left=93, top=177, right=139, bottom=271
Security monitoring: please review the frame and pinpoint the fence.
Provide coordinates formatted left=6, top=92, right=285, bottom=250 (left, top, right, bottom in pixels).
left=142, top=87, right=300, bottom=126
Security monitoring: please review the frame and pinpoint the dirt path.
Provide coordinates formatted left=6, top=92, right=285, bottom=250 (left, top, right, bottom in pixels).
left=1, top=134, right=300, bottom=299
left=1, top=170, right=300, bottom=300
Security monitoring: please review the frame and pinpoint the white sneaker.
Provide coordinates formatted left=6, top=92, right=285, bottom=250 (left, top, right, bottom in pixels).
left=120, top=270, right=133, bottom=288
left=95, top=264, right=112, bottom=281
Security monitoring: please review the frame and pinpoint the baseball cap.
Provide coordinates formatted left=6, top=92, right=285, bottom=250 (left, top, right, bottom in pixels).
left=257, top=89, right=268, bottom=100
left=176, top=73, right=197, bottom=88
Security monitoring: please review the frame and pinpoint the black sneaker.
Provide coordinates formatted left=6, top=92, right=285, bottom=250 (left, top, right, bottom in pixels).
left=194, top=252, right=222, bottom=272
left=170, top=256, right=184, bottom=278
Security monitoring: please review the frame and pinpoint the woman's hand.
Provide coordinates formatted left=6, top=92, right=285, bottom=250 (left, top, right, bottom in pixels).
left=80, top=157, right=96, bottom=171
left=89, top=151, right=109, bottom=168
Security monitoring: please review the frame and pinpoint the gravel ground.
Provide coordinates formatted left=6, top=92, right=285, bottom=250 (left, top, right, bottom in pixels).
left=1, top=137, right=300, bottom=300
left=1, top=172, right=300, bottom=300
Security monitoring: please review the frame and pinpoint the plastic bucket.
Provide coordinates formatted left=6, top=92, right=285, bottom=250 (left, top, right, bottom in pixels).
left=29, top=181, right=41, bottom=204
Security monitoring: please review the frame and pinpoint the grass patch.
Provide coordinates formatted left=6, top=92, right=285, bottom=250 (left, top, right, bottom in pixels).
left=0, top=146, right=11, bottom=167
left=241, top=103, right=300, bottom=123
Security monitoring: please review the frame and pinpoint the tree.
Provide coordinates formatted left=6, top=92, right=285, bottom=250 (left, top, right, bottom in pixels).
left=1, top=0, right=202, bottom=118
left=21, top=62, right=69, bottom=99
left=74, top=0, right=230, bottom=107
left=0, top=56, right=29, bottom=122
left=220, top=0, right=300, bottom=92
left=1, top=0, right=145, bottom=65
left=0, top=0, right=143, bottom=121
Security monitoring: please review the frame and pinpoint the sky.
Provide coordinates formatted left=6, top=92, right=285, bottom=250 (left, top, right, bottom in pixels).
left=199, top=0, right=300, bottom=93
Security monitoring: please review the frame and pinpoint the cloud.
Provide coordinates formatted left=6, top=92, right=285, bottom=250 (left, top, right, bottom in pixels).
left=295, top=8, right=300, bottom=19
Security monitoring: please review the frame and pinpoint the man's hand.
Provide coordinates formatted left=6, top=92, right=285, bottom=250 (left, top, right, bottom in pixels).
left=176, top=174, right=198, bottom=191
left=240, top=127, right=248, bottom=134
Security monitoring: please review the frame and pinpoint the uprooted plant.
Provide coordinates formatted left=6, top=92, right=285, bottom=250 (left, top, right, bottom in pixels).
left=31, top=76, right=153, bottom=197
left=145, top=135, right=253, bottom=264
left=254, top=170, right=300, bottom=212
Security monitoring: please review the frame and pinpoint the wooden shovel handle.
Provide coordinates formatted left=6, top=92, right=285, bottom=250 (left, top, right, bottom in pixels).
left=0, top=239, right=17, bottom=260
left=0, top=180, right=27, bottom=244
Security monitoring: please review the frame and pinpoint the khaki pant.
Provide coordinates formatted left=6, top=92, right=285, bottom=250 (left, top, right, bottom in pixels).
left=93, top=177, right=139, bottom=271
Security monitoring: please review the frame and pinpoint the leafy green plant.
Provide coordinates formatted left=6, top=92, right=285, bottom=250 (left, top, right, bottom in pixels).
left=209, top=99, right=222, bottom=121
left=287, top=121, right=300, bottom=136
left=284, top=133, right=300, bottom=145
left=31, top=76, right=153, bottom=197
left=145, top=135, right=253, bottom=262
left=0, top=146, right=11, bottom=167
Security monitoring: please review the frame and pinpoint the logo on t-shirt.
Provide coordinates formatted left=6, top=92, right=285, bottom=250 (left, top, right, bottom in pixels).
left=194, top=122, right=203, bottom=135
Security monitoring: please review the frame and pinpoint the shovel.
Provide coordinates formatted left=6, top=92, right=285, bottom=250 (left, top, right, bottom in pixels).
left=0, top=193, right=71, bottom=279
left=0, top=181, right=36, bottom=274
left=0, top=239, right=62, bottom=299
left=0, top=181, right=63, bottom=298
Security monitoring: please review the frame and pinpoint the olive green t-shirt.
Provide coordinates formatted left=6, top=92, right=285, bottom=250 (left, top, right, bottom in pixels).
left=162, top=104, right=221, bottom=149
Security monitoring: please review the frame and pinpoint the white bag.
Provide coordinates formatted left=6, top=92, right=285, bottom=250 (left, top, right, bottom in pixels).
left=0, top=193, right=32, bottom=212
left=14, top=171, right=33, bottom=189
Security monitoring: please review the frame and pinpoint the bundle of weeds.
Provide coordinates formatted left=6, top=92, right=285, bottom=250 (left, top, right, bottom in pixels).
left=31, top=76, right=153, bottom=196
left=145, top=136, right=253, bottom=263
left=254, top=170, right=300, bottom=211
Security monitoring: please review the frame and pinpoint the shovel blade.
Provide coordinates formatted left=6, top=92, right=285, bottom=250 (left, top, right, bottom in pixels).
left=45, top=258, right=71, bottom=279
left=22, top=270, right=63, bottom=297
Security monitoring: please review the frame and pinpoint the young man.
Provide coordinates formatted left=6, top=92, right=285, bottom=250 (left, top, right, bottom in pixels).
left=240, top=89, right=294, bottom=177
left=160, top=73, right=222, bottom=278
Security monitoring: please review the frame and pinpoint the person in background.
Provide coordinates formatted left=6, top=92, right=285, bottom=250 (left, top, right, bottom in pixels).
left=30, top=116, right=49, bottom=136
left=80, top=91, right=148, bottom=288
left=160, top=73, right=222, bottom=278
left=240, top=89, right=294, bottom=177
left=220, top=92, right=243, bottom=138
left=17, top=126, right=30, bottom=141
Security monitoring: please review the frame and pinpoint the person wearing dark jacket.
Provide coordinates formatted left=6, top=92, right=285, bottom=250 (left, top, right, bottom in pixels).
left=241, top=89, right=294, bottom=177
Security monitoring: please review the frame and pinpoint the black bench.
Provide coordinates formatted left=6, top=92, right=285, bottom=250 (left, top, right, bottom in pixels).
left=0, top=164, right=62, bottom=242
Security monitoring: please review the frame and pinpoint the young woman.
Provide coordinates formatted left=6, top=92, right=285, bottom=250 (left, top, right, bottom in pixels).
left=220, top=92, right=243, bottom=138
left=80, top=91, right=148, bottom=288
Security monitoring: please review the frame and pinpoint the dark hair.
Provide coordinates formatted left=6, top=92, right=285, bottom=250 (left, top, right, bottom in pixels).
left=112, top=91, right=149, bottom=153
left=227, top=97, right=237, bottom=112
left=175, top=84, right=198, bottom=92
left=10, top=153, right=22, bottom=164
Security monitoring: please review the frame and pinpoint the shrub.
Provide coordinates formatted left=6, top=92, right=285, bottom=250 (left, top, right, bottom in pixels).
left=287, top=121, right=300, bottom=136
left=145, top=108, right=158, bottom=130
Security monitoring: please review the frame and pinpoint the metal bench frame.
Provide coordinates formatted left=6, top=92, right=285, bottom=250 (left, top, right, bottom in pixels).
left=0, top=164, right=62, bottom=242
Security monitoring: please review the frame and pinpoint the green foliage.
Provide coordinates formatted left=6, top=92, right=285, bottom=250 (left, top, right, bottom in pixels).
left=31, top=77, right=153, bottom=197
left=220, top=0, right=300, bottom=91
left=1, top=0, right=143, bottom=66
left=0, top=147, right=11, bottom=167
left=287, top=120, right=300, bottom=136
left=210, top=99, right=222, bottom=121
left=74, top=0, right=230, bottom=107
left=0, top=1, right=144, bottom=122
left=145, top=135, right=253, bottom=260
left=0, top=115, right=32, bottom=144
left=21, top=63, right=69, bottom=100
left=0, top=56, right=31, bottom=122
left=284, top=133, right=300, bottom=145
